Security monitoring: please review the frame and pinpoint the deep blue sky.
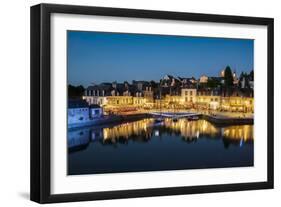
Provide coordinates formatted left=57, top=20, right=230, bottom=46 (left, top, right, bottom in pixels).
left=68, top=31, right=253, bottom=87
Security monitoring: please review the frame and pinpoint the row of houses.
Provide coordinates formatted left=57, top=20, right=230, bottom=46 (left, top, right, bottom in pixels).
left=68, top=99, right=103, bottom=125
left=82, top=71, right=254, bottom=113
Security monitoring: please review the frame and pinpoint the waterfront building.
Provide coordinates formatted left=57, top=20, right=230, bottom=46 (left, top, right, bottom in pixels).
left=68, top=99, right=90, bottom=125
left=133, top=91, right=149, bottom=108
left=196, top=89, right=221, bottom=110
left=89, top=104, right=103, bottom=118
left=133, top=96, right=146, bottom=107
left=143, top=85, right=154, bottom=101
left=68, top=100, right=105, bottom=125
left=105, top=96, right=135, bottom=114
left=196, top=95, right=221, bottom=110
left=106, top=96, right=133, bottom=106
left=181, top=88, right=197, bottom=104
left=83, top=83, right=111, bottom=106
left=221, top=89, right=254, bottom=112
left=79, top=71, right=254, bottom=114
left=164, top=95, right=183, bottom=109
left=221, top=96, right=254, bottom=112
left=195, top=87, right=254, bottom=112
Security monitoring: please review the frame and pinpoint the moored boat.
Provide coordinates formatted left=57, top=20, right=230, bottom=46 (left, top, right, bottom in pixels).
left=188, top=116, right=199, bottom=121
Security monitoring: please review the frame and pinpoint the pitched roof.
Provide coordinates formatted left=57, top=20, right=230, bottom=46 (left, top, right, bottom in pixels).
left=68, top=99, right=89, bottom=108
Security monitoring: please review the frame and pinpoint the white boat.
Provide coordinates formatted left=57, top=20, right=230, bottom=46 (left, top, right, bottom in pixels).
left=188, top=116, right=199, bottom=121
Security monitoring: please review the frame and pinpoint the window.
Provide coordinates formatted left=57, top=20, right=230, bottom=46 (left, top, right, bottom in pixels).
left=190, top=91, right=193, bottom=96
left=94, top=109, right=100, bottom=115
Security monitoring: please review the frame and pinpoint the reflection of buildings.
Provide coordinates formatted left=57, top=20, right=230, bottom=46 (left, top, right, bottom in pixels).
left=222, top=125, right=253, bottom=141
left=82, top=68, right=254, bottom=114
left=164, top=119, right=219, bottom=140
left=103, top=119, right=154, bottom=142
left=68, top=118, right=253, bottom=152
left=68, top=128, right=91, bottom=151
left=164, top=118, right=253, bottom=142
left=91, top=129, right=103, bottom=141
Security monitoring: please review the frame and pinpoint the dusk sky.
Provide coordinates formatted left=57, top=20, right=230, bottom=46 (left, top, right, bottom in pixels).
left=67, top=31, right=253, bottom=87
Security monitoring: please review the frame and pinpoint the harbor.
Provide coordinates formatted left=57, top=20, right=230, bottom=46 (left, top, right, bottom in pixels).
left=68, top=109, right=254, bottom=129
left=66, top=30, right=255, bottom=175
left=68, top=117, right=253, bottom=175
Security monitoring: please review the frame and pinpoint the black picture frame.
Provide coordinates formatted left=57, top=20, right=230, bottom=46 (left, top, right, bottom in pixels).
left=30, top=3, right=274, bottom=203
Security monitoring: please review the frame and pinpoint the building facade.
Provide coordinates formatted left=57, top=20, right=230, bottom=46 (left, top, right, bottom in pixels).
left=181, top=88, right=197, bottom=104
left=68, top=100, right=90, bottom=125
left=79, top=71, right=254, bottom=113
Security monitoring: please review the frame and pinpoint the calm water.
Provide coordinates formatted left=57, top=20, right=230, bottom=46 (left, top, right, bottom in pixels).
left=68, top=118, right=254, bottom=175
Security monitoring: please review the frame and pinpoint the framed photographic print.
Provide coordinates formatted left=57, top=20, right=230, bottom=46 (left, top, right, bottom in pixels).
left=30, top=3, right=274, bottom=203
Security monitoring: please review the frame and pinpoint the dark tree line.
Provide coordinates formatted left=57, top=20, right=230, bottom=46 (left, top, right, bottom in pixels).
left=202, top=66, right=253, bottom=96
left=239, top=70, right=254, bottom=89
left=224, top=66, right=234, bottom=89
left=206, top=78, right=221, bottom=88
left=68, top=84, right=85, bottom=99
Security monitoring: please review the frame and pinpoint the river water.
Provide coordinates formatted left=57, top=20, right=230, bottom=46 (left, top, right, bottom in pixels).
left=68, top=118, right=254, bottom=175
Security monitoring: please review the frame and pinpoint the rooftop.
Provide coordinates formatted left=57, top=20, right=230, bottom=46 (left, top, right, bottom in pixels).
left=68, top=99, right=89, bottom=108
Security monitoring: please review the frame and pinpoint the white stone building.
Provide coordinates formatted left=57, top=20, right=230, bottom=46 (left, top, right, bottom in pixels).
left=181, top=88, right=197, bottom=103
left=89, top=104, right=103, bottom=118
left=68, top=100, right=90, bottom=125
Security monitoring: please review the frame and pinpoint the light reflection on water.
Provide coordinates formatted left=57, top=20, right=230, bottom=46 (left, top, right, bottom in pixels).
left=68, top=118, right=254, bottom=175
left=100, top=118, right=253, bottom=143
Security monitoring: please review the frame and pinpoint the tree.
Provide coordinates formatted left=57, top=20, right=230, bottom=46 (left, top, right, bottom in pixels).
left=68, top=84, right=85, bottom=99
left=238, top=70, right=253, bottom=89
left=224, top=66, right=234, bottom=88
left=249, top=70, right=254, bottom=81
left=207, top=78, right=221, bottom=88
left=238, top=72, right=245, bottom=88
left=150, top=80, right=157, bottom=89
left=223, top=66, right=234, bottom=96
